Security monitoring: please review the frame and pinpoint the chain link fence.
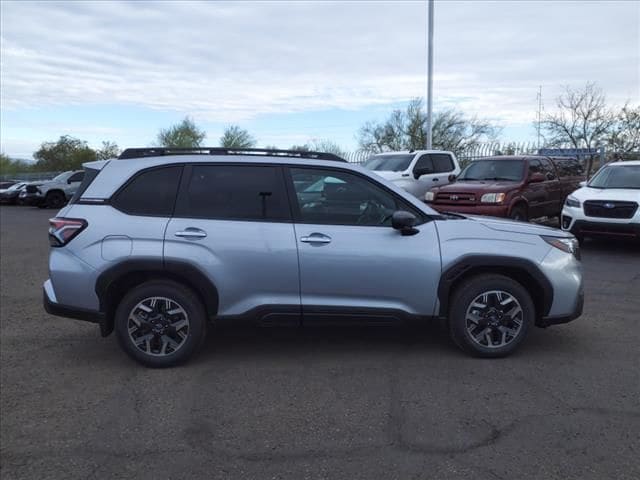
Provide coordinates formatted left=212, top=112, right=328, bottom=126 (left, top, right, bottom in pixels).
left=0, top=171, right=61, bottom=182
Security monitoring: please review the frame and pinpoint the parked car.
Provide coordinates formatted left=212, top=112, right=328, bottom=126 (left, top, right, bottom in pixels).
left=0, top=181, right=18, bottom=189
left=425, top=155, right=584, bottom=221
left=44, top=147, right=582, bottom=367
left=363, top=150, right=461, bottom=199
left=20, top=170, right=85, bottom=208
left=561, top=160, right=640, bottom=241
left=0, top=181, right=28, bottom=205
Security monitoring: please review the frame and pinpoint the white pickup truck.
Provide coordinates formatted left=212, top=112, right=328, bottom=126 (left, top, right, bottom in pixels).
left=363, top=150, right=461, bottom=199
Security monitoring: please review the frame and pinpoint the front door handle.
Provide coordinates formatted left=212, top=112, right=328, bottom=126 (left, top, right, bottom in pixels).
left=300, top=233, right=332, bottom=244
left=175, top=228, right=207, bottom=239
left=432, top=177, right=439, bottom=181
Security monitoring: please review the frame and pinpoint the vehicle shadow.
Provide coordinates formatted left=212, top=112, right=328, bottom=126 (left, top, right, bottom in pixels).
left=581, top=236, right=640, bottom=253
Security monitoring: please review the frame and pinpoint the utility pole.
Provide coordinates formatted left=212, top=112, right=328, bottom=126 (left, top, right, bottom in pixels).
left=536, top=85, right=543, bottom=149
left=426, top=0, right=434, bottom=149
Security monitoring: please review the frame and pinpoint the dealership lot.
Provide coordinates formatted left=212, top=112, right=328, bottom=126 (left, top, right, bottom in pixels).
left=1, top=205, right=639, bottom=479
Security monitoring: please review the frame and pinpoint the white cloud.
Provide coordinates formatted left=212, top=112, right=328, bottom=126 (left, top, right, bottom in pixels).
left=1, top=0, right=638, bottom=127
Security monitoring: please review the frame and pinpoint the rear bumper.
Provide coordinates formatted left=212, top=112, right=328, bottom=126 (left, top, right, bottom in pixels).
left=429, top=203, right=509, bottom=217
left=43, top=280, right=103, bottom=324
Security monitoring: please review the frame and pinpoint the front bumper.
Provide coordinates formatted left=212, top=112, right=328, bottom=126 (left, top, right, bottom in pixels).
left=539, top=289, right=584, bottom=326
left=20, top=192, right=44, bottom=206
left=562, top=205, right=640, bottom=239
left=0, top=193, right=19, bottom=203
left=569, top=219, right=640, bottom=239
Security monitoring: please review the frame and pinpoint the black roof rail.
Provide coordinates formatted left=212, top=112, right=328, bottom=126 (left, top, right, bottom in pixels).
left=118, top=147, right=347, bottom=162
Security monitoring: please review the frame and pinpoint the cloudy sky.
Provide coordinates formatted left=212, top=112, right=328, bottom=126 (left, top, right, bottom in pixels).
left=1, top=0, right=638, bottom=159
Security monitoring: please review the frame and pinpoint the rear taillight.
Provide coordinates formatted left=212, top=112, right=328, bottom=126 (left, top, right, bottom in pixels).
left=48, top=217, right=87, bottom=247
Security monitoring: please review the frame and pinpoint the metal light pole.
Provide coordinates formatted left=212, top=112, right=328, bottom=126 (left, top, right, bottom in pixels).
left=426, top=0, right=434, bottom=150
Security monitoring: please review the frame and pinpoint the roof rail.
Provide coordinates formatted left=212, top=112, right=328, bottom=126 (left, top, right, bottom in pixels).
left=118, top=147, right=347, bottom=162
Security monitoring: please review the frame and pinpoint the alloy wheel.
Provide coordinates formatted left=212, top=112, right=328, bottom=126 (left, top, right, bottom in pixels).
left=127, top=297, right=190, bottom=356
left=465, top=290, right=524, bottom=349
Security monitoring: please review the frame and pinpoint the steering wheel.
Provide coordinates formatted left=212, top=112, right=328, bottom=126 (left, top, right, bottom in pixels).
left=356, top=200, right=390, bottom=226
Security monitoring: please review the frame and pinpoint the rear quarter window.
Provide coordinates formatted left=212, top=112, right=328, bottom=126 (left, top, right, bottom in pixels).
left=112, top=166, right=183, bottom=216
left=70, top=168, right=99, bottom=204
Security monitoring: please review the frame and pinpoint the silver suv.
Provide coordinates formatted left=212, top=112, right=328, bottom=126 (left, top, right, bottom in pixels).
left=44, top=148, right=583, bottom=367
left=21, top=170, right=85, bottom=208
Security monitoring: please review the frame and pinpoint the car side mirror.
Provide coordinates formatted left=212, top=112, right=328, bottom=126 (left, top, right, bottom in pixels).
left=529, top=172, right=545, bottom=183
left=579, top=180, right=587, bottom=187
left=413, top=167, right=433, bottom=179
left=448, top=174, right=456, bottom=182
left=391, top=211, right=419, bottom=236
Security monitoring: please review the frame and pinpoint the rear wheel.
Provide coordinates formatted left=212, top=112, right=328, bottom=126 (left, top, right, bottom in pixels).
left=115, top=280, right=207, bottom=367
left=45, top=191, right=66, bottom=209
left=448, top=274, right=533, bottom=357
left=509, top=204, right=528, bottom=222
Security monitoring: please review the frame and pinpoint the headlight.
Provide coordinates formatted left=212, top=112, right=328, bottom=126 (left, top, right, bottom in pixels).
left=542, top=235, right=580, bottom=259
left=480, top=192, right=506, bottom=203
left=425, top=191, right=435, bottom=202
left=565, top=195, right=581, bottom=208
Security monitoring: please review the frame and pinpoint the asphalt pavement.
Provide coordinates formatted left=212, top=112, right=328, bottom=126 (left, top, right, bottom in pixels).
left=1, top=205, right=639, bottom=480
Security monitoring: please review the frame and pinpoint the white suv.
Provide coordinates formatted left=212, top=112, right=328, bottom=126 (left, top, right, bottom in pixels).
left=363, top=150, right=461, bottom=199
left=561, top=160, right=640, bottom=241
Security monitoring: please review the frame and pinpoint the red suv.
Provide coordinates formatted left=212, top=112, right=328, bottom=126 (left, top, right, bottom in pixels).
left=425, top=156, right=584, bottom=221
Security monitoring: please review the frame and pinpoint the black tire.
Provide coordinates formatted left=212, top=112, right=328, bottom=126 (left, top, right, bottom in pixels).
left=45, top=191, right=66, bottom=209
left=115, top=280, right=207, bottom=368
left=448, top=274, right=533, bottom=358
left=509, top=204, right=528, bottom=222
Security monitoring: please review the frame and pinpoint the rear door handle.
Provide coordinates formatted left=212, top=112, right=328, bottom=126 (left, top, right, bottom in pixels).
left=175, top=228, right=207, bottom=239
left=300, top=233, right=332, bottom=244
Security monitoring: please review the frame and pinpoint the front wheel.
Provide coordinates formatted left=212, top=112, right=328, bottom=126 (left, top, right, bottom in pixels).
left=448, top=274, right=533, bottom=357
left=115, top=280, right=207, bottom=367
left=45, top=191, right=66, bottom=209
left=509, top=204, right=528, bottom=222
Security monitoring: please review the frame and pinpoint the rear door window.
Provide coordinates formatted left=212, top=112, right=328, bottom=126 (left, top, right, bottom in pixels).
left=175, top=165, right=290, bottom=222
left=112, top=166, right=182, bottom=216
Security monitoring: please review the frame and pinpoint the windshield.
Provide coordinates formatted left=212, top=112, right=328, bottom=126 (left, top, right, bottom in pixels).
left=588, top=165, right=640, bottom=189
left=51, top=172, right=69, bottom=182
left=363, top=154, right=414, bottom=172
left=458, top=159, right=525, bottom=181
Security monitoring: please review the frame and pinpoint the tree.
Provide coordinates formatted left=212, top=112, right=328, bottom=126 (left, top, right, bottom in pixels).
left=219, top=125, right=256, bottom=148
left=541, top=83, right=615, bottom=175
left=33, top=136, right=96, bottom=171
left=96, top=141, right=121, bottom=160
left=357, top=98, right=500, bottom=156
left=157, top=117, right=206, bottom=148
left=289, top=144, right=310, bottom=152
left=289, top=140, right=346, bottom=157
left=0, top=154, right=33, bottom=175
left=607, top=103, right=640, bottom=155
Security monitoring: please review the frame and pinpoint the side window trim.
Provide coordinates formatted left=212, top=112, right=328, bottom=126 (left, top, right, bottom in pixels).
left=284, top=165, right=427, bottom=226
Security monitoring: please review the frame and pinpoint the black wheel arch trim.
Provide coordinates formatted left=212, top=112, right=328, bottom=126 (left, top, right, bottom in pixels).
left=437, top=255, right=553, bottom=318
left=95, top=259, right=219, bottom=336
